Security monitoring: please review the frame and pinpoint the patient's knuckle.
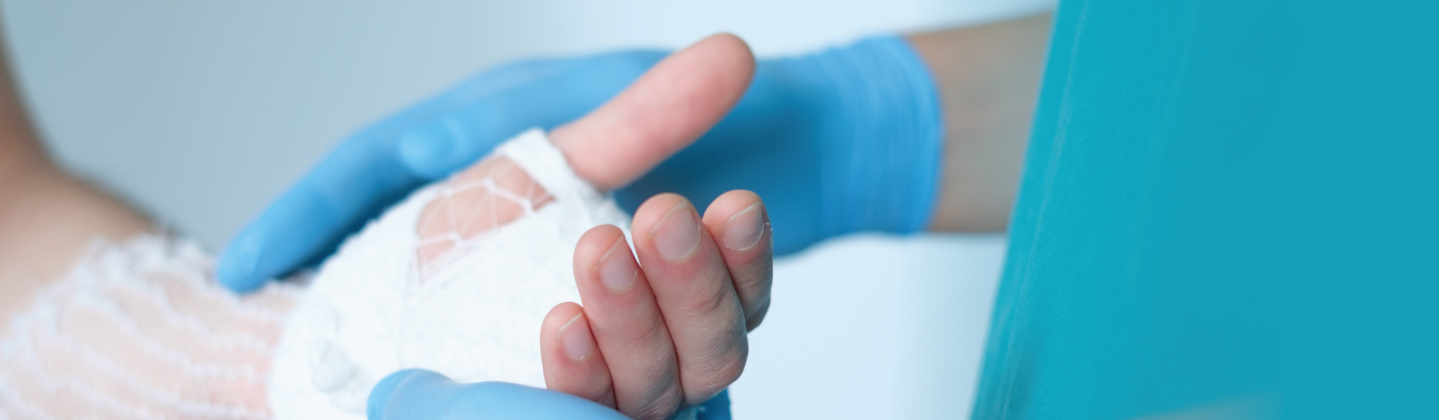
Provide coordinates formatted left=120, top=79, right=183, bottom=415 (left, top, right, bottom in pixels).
left=734, top=263, right=772, bottom=304
left=687, top=323, right=747, bottom=385
left=745, top=298, right=771, bottom=331
left=686, top=347, right=746, bottom=403
left=623, top=369, right=682, bottom=420
left=681, top=266, right=733, bottom=315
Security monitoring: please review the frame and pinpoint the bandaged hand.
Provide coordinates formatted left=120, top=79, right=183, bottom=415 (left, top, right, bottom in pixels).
left=219, top=30, right=942, bottom=293
left=364, top=34, right=768, bottom=420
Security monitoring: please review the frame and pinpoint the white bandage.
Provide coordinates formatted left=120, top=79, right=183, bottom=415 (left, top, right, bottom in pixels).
left=268, top=129, right=633, bottom=419
left=0, top=129, right=665, bottom=420
left=0, top=234, right=299, bottom=419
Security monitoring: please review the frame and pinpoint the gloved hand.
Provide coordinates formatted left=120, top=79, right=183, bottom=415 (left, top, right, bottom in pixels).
left=219, top=35, right=942, bottom=294
left=365, top=370, right=731, bottom=420
left=217, top=50, right=663, bottom=292
left=357, top=34, right=753, bottom=420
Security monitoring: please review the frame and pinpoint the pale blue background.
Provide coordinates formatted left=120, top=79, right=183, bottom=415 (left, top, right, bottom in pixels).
left=2, top=1, right=1051, bottom=417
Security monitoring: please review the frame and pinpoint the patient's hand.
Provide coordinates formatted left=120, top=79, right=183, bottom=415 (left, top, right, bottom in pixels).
left=544, top=191, right=771, bottom=419
left=408, top=34, right=771, bottom=420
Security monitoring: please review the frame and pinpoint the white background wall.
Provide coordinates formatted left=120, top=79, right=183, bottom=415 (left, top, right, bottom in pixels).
left=1, top=1, right=1051, bottom=417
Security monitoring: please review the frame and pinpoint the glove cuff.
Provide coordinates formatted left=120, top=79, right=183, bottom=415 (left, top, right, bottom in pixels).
left=797, top=35, right=946, bottom=237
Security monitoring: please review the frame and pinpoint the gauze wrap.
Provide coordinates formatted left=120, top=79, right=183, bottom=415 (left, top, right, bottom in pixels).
left=269, top=129, right=632, bottom=419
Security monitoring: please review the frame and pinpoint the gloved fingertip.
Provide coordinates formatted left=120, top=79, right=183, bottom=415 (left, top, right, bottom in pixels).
left=216, top=234, right=266, bottom=293
left=367, top=369, right=451, bottom=420
left=398, top=122, right=460, bottom=180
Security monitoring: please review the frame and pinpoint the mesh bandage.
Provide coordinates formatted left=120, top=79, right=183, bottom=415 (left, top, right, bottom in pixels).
left=0, top=129, right=644, bottom=419
left=0, top=234, right=300, bottom=419
left=268, top=129, right=633, bottom=419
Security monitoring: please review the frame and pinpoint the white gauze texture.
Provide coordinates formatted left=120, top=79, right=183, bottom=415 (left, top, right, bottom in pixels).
left=0, top=234, right=299, bottom=420
left=269, top=129, right=632, bottom=419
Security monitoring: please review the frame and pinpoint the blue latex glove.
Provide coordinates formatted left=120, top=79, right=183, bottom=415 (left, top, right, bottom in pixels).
left=366, top=369, right=731, bottom=420
left=218, top=51, right=665, bottom=292
left=219, top=35, right=942, bottom=294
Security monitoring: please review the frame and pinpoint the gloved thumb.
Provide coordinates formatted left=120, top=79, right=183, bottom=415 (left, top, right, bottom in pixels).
left=366, top=369, right=629, bottom=420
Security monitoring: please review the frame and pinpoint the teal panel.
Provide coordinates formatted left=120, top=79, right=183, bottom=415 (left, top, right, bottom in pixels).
left=975, top=0, right=1439, bottom=418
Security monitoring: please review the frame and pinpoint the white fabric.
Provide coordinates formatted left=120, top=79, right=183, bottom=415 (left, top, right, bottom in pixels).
left=0, top=234, right=300, bottom=420
left=268, top=129, right=632, bottom=419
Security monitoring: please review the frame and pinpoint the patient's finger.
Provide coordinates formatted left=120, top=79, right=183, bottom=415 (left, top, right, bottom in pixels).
left=549, top=33, right=755, bottom=190
left=700, top=190, right=774, bottom=331
left=569, top=225, right=684, bottom=420
left=630, top=194, right=748, bottom=406
left=540, top=32, right=757, bottom=417
left=540, top=302, right=616, bottom=408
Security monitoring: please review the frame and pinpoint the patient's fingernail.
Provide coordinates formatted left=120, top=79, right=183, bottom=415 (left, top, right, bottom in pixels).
left=599, top=239, right=637, bottom=292
left=652, top=203, right=701, bottom=262
left=559, top=313, right=595, bottom=361
left=723, top=203, right=766, bottom=251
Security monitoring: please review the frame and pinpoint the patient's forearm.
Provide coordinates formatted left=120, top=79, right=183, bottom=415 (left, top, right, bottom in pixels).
left=908, top=12, right=1051, bottom=232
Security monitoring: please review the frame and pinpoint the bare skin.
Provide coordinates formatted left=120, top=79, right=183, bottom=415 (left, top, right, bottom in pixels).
left=540, top=35, right=765, bottom=417
left=911, top=12, right=1052, bottom=232
left=0, top=12, right=1052, bottom=420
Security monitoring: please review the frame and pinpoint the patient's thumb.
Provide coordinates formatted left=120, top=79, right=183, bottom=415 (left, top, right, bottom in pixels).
left=366, top=369, right=627, bottom=420
left=551, top=33, right=755, bottom=191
